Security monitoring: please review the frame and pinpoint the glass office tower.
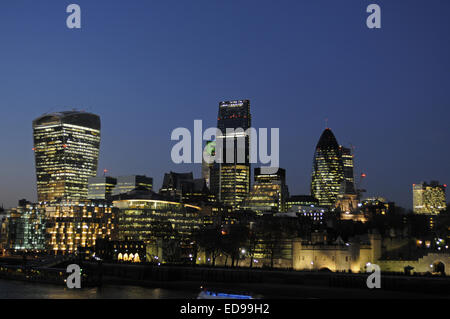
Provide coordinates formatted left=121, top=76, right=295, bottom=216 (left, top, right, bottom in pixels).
left=413, top=181, right=447, bottom=215
left=7, top=202, right=46, bottom=251
left=111, top=175, right=153, bottom=196
left=88, top=176, right=117, bottom=200
left=241, top=168, right=289, bottom=213
left=339, top=146, right=356, bottom=195
left=311, top=128, right=344, bottom=207
left=33, top=111, right=101, bottom=202
left=215, top=100, right=251, bottom=209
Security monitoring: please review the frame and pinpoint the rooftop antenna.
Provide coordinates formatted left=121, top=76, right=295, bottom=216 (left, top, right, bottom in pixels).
left=325, top=118, right=329, bottom=129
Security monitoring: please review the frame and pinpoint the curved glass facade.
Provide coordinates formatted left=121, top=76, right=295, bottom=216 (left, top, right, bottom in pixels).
left=311, top=129, right=344, bottom=207
left=33, top=111, right=101, bottom=202
left=113, top=199, right=202, bottom=242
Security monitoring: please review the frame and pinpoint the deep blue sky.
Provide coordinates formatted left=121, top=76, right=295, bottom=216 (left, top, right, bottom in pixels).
left=0, top=0, right=449, bottom=208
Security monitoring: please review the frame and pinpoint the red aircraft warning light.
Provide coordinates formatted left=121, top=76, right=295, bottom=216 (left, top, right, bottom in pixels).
left=361, top=173, right=367, bottom=178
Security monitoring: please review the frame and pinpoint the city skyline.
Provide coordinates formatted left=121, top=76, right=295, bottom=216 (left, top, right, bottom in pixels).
left=0, top=106, right=445, bottom=211
left=0, top=1, right=449, bottom=209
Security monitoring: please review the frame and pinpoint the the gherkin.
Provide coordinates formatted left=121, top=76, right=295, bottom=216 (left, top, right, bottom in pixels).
left=311, top=128, right=344, bottom=207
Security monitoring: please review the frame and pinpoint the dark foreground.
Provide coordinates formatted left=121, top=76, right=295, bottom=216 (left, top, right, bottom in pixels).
left=1, top=257, right=449, bottom=299
left=0, top=279, right=198, bottom=299
left=0, top=277, right=447, bottom=299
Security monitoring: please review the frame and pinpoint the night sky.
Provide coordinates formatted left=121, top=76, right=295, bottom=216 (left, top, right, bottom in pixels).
left=0, top=0, right=449, bottom=209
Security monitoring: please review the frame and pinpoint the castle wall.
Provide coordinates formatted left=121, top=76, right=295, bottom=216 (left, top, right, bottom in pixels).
left=293, top=240, right=360, bottom=272
left=378, top=253, right=450, bottom=275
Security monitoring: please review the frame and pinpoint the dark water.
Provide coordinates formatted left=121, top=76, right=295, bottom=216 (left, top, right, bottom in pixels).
left=0, top=279, right=198, bottom=299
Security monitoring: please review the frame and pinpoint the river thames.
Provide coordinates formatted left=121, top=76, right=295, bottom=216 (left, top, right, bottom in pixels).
left=0, top=279, right=199, bottom=299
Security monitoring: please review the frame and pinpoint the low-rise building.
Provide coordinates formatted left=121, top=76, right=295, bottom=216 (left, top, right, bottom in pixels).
left=95, top=238, right=146, bottom=263
left=113, top=189, right=203, bottom=262
left=292, top=233, right=381, bottom=272
left=88, top=176, right=117, bottom=200
left=241, top=168, right=289, bottom=214
left=112, top=175, right=153, bottom=197
left=44, top=200, right=117, bottom=253
left=285, top=195, right=318, bottom=211
left=5, top=200, right=46, bottom=251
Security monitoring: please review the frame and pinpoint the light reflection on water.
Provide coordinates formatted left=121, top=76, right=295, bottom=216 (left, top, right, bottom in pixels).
left=0, top=279, right=197, bottom=299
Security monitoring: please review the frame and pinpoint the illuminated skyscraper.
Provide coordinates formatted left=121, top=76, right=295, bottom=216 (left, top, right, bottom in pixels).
left=335, top=146, right=359, bottom=214
left=339, top=146, right=356, bottom=195
left=311, top=128, right=344, bottom=207
left=413, top=181, right=447, bottom=215
left=241, top=168, right=289, bottom=213
left=33, top=111, right=101, bottom=202
left=216, top=100, right=251, bottom=208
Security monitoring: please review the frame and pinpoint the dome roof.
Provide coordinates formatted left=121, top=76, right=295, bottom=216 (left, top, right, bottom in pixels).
left=316, top=128, right=339, bottom=149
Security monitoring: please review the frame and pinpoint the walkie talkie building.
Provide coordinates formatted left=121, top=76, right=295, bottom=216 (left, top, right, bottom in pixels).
left=32, top=111, right=101, bottom=202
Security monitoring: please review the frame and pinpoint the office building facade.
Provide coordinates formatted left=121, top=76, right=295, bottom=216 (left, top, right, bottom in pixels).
left=339, top=146, right=356, bottom=195
left=285, top=195, right=319, bottom=211
left=112, top=175, right=153, bottom=196
left=241, top=168, right=289, bottom=213
left=413, top=181, right=446, bottom=215
left=159, top=172, right=194, bottom=200
left=6, top=202, right=46, bottom=251
left=215, top=100, right=252, bottom=208
left=44, top=200, right=117, bottom=253
left=33, top=111, right=101, bottom=202
left=88, top=176, right=117, bottom=200
left=113, top=189, right=203, bottom=262
left=311, top=128, right=344, bottom=207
